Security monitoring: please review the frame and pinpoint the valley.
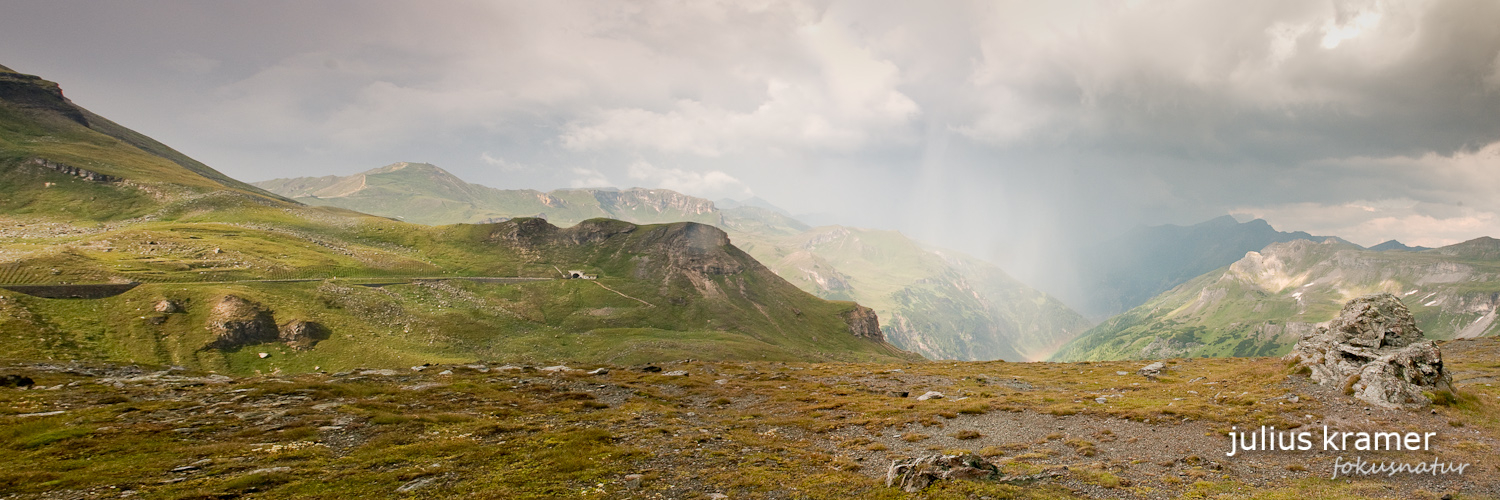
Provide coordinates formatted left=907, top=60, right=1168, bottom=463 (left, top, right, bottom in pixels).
left=255, top=164, right=1091, bottom=362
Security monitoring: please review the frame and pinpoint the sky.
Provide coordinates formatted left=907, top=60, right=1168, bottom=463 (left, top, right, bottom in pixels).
left=3, top=0, right=1500, bottom=287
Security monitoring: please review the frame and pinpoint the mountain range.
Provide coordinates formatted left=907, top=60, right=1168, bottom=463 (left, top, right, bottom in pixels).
left=0, top=64, right=914, bottom=373
left=1041, top=215, right=1347, bottom=321
left=255, top=163, right=1093, bottom=361
left=1051, top=236, right=1500, bottom=361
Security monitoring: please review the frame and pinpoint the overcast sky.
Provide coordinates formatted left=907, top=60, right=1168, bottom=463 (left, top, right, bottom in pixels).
left=4, top=0, right=1500, bottom=284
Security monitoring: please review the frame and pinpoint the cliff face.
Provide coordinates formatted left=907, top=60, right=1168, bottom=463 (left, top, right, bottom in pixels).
left=592, top=188, right=718, bottom=218
left=840, top=304, right=883, bottom=340
left=0, top=71, right=88, bottom=125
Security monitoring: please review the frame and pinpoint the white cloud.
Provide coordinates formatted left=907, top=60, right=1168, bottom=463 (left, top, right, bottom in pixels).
left=480, top=152, right=526, bottom=172
left=1234, top=200, right=1498, bottom=248
left=1233, top=140, right=1500, bottom=247
left=161, top=51, right=220, bottom=75
left=625, top=160, right=752, bottom=199
left=1320, top=4, right=1384, bottom=49
left=568, top=168, right=610, bottom=188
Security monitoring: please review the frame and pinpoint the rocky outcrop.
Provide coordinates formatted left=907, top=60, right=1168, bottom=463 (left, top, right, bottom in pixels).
left=487, top=218, right=745, bottom=277
left=841, top=304, right=884, bottom=341
left=0, top=71, right=88, bottom=125
left=887, top=454, right=1000, bottom=492
left=207, top=295, right=278, bottom=349
left=1284, top=293, right=1454, bottom=409
left=278, top=319, right=328, bottom=350
left=26, top=158, right=118, bottom=183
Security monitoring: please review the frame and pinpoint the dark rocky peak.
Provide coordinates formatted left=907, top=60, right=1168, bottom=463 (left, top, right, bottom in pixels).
left=629, top=222, right=745, bottom=276
left=0, top=68, right=88, bottom=126
left=557, top=218, right=639, bottom=246
left=487, top=217, right=562, bottom=245
left=1369, top=239, right=1427, bottom=252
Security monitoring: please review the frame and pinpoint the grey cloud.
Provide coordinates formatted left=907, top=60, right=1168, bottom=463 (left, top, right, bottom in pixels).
left=3, top=0, right=1500, bottom=283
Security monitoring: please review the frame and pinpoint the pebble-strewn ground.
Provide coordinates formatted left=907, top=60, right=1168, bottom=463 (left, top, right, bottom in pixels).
left=4, top=338, right=1500, bottom=499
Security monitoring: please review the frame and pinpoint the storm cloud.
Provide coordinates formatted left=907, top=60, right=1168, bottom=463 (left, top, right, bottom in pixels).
left=3, top=0, right=1499, bottom=284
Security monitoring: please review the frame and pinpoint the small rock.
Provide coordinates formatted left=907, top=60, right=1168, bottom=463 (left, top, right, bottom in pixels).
left=0, top=374, right=35, bottom=388
left=396, top=476, right=438, bottom=493
left=916, top=391, right=944, bottom=401
left=410, top=365, right=426, bottom=372
left=358, top=369, right=398, bottom=376
left=715, top=379, right=728, bottom=385
left=588, top=368, right=609, bottom=375
left=15, top=410, right=66, bottom=417
left=1095, top=397, right=1108, bottom=404
left=641, top=366, right=663, bottom=373
left=154, top=300, right=181, bottom=314
left=623, top=473, right=644, bottom=489
left=663, top=370, right=689, bottom=377
left=247, top=467, right=292, bottom=475
left=257, top=352, right=270, bottom=359
left=708, top=494, right=729, bottom=500
left=1116, top=371, right=1129, bottom=376
left=1137, top=362, right=1165, bottom=377
left=540, top=365, right=573, bottom=373
left=438, top=370, right=453, bottom=375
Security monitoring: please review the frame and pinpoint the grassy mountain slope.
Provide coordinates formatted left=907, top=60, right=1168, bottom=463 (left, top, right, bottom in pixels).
left=1051, top=237, right=1500, bottom=361
left=0, top=65, right=913, bottom=373
left=259, top=168, right=1092, bottom=361
left=1051, top=215, right=1345, bottom=321
left=0, top=64, right=281, bottom=206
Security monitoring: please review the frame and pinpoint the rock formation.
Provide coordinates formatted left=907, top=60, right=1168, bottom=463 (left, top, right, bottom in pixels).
left=840, top=304, right=883, bottom=341
left=206, top=295, right=278, bottom=349
left=886, top=453, right=1062, bottom=492
left=278, top=319, right=328, bottom=350
left=154, top=300, right=181, bottom=314
left=886, top=454, right=1000, bottom=492
left=1284, top=293, right=1454, bottom=409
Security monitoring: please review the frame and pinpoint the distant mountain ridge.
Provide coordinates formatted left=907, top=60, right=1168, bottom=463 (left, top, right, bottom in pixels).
left=258, top=164, right=1093, bottom=361
left=1369, top=239, right=1430, bottom=252
left=1051, top=236, right=1500, bottom=361
left=255, top=162, right=726, bottom=227
left=1046, top=215, right=1348, bottom=320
